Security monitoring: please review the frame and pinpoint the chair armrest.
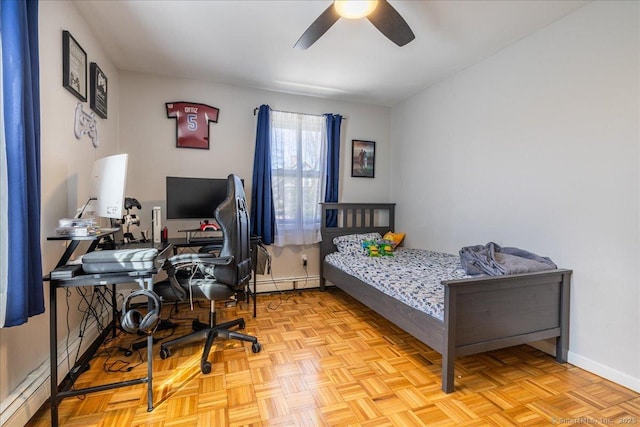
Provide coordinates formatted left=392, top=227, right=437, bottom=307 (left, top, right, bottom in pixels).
left=195, top=255, right=233, bottom=266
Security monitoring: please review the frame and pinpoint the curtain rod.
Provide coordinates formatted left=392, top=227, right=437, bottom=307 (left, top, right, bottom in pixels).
left=253, top=107, right=346, bottom=119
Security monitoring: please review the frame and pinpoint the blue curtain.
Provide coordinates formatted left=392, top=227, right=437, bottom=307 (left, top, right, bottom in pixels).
left=250, top=105, right=275, bottom=245
left=0, top=0, right=44, bottom=327
left=324, top=114, right=342, bottom=227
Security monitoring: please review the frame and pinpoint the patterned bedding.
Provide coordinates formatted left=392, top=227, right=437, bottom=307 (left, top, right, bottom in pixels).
left=325, top=248, right=472, bottom=321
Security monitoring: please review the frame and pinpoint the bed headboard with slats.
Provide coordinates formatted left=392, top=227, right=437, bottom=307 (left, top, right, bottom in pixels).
left=320, top=203, right=396, bottom=289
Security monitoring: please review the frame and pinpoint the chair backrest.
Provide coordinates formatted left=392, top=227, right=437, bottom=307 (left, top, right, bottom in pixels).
left=213, top=174, right=251, bottom=288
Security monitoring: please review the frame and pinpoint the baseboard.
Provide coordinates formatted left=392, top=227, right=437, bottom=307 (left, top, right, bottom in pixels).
left=0, top=357, right=51, bottom=427
left=530, top=340, right=640, bottom=393
left=0, top=312, right=109, bottom=427
left=568, top=351, right=640, bottom=393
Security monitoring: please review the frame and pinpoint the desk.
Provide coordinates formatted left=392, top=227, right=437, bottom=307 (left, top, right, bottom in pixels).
left=46, top=230, right=171, bottom=427
left=167, top=235, right=262, bottom=318
left=47, top=227, right=121, bottom=268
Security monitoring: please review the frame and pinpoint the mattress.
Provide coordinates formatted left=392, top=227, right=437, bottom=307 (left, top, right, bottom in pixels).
left=325, top=248, right=471, bottom=321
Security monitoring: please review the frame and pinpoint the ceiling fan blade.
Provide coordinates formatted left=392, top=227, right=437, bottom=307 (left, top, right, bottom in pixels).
left=367, top=0, right=415, bottom=47
left=294, top=3, right=341, bottom=49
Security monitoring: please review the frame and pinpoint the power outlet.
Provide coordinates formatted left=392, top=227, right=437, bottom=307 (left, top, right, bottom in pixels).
left=301, top=254, right=307, bottom=266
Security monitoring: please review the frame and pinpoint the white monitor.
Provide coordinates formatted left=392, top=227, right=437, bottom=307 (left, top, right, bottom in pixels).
left=90, top=153, right=128, bottom=219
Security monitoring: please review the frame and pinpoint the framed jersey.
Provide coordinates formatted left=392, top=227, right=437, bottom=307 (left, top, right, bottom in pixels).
left=166, top=102, right=219, bottom=149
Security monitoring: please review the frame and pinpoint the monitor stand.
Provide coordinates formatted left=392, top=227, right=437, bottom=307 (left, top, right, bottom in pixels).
left=179, top=220, right=220, bottom=244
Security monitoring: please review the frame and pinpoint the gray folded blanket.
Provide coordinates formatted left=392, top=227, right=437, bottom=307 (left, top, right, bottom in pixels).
left=459, top=242, right=557, bottom=276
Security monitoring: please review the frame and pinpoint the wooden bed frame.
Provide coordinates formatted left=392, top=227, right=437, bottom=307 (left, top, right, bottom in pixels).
left=320, top=202, right=571, bottom=393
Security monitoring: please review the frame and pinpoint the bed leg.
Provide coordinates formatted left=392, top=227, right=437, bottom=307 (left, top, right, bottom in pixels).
left=442, top=286, right=456, bottom=393
left=442, top=352, right=455, bottom=393
left=556, top=337, right=568, bottom=363
left=556, top=270, right=571, bottom=363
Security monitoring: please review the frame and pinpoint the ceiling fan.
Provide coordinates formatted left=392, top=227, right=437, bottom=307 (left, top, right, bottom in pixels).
left=294, top=0, right=415, bottom=50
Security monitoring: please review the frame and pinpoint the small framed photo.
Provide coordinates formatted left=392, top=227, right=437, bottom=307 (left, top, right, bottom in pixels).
left=90, top=62, right=108, bottom=119
left=351, top=140, right=375, bottom=178
left=62, top=30, right=87, bottom=101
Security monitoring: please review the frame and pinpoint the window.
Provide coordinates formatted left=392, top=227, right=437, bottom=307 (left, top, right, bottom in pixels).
left=270, top=111, right=327, bottom=246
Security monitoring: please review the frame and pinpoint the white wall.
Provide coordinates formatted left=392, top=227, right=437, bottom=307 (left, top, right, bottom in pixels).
left=0, top=1, right=121, bottom=425
left=391, top=0, right=639, bottom=391
left=118, top=72, right=391, bottom=285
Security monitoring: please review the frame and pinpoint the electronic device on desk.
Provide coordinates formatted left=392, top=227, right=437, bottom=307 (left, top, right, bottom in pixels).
left=50, top=264, right=82, bottom=279
left=166, top=175, right=243, bottom=243
left=55, top=217, right=97, bottom=237
left=91, top=154, right=128, bottom=222
left=166, top=175, right=244, bottom=223
left=87, top=153, right=129, bottom=245
left=199, top=220, right=219, bottom=231
left=122, top=197, right=145, bottom=243
left=178, top=222, right=222, bottom=244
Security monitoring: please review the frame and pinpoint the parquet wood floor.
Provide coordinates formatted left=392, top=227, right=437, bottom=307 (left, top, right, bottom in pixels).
left=26, top=289, right=639, bottom=426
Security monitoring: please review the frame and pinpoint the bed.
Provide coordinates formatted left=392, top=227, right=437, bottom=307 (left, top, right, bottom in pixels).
left=319, top=202, right=571, bottom=393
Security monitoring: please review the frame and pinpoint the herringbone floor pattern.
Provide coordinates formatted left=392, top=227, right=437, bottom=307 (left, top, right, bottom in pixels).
left=27, top=289, right=639, bottom=426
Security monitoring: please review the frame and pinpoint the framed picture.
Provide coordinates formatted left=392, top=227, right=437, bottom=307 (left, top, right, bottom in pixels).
left=62, top=30, right=87, bottom=101
left=89, top=62, right=107, bottom=119
left=166, top=102, right=219, bottom=149
left=351, top=140, right=375, bottom=178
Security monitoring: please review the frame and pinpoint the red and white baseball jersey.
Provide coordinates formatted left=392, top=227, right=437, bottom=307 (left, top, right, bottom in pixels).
left=166, top=102, right=219, bottom=149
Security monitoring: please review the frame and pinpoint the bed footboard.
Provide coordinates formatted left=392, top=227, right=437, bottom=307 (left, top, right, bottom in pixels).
left=441, top=269, right=572, bottom=393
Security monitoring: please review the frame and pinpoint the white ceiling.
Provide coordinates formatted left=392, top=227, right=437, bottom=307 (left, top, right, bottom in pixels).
left=73, top=0, right=589, bottom=107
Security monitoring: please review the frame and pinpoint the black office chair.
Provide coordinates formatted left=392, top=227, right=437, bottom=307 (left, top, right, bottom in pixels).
left=155, top=174, right=261, bottom=374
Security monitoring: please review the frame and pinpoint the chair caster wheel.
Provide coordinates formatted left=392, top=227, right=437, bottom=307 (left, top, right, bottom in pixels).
left=252, top=342, right=262, bottom=353
left=160, top=348, right=171, bottom=359
left=239, top=319, right=246, bottom=329
left=201, top=361, right=212, bottom=374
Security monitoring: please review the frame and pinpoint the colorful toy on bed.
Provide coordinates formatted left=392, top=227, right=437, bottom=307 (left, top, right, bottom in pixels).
left=383, top=231, right=406, bottom=248
left=362, top=239, right=395, bottom=257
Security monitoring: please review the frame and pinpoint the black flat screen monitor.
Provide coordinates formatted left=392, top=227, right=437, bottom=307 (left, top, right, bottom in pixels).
left=166, top=176, right=243, bottom=220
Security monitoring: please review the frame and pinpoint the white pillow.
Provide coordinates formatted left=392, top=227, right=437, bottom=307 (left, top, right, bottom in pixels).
left=333, top=233, right=382, bottom=256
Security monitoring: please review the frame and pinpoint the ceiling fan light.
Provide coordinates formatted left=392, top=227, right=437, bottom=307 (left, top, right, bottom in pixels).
left=334, top=0, right=378, bottom=19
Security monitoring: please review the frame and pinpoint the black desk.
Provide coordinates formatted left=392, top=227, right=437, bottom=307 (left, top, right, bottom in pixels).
left=47, top=227, right=121, bottom=268
left=45, top=230, right=171, bottom=427
left=167, top=235, right=261, bottom=317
